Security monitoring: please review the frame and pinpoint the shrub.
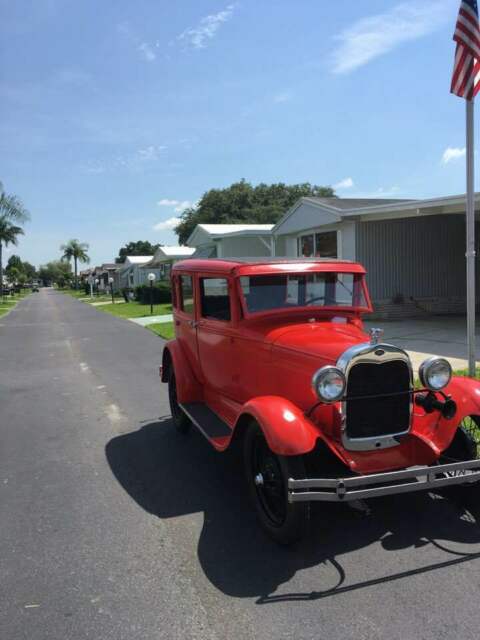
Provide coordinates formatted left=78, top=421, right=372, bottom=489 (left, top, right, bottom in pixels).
left=135, top=282, right=171, bottom=304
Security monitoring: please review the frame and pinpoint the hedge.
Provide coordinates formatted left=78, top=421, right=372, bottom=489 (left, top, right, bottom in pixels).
left=134, top=282, right=172, bottom=304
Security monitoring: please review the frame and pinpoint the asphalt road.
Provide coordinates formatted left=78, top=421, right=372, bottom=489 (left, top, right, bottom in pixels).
left=2, top=289, right=480, bottom=640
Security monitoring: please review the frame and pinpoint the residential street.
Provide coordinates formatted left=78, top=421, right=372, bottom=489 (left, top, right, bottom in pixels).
left=2, top=290, right=480, bottom=640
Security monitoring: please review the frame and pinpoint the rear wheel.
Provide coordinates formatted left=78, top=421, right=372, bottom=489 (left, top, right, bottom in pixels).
left=167, top=369, right=191, bottom=434
left=244, top=422, right=309, bottom=545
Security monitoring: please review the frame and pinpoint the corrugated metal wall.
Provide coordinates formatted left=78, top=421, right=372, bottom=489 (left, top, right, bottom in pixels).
left=356, top=214, right=471, bottom=300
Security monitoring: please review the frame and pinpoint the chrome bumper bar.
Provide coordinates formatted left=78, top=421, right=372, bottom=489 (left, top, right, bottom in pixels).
left=288, top=459, right=480, bottom=503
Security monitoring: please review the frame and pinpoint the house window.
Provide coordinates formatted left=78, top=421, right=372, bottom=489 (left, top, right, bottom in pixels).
left=200, top=278, right=231, bottom=321
left=298, top=234, right=314, bottom=257
left=298, top=231, right=338, bottom=258
left=179, top=275, right=194, bottom=315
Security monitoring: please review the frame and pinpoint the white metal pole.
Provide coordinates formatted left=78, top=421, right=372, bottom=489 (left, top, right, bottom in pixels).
left=466, top=98, right=476, bottom=376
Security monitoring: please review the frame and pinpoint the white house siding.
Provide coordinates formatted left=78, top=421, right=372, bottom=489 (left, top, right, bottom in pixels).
left=356, top=214, right=477, bottom=317
left=274, top=221, right=356, bottom=260
left=218, top=236, right=271, bottom=258
left=275, top=201, right=340, bottom=234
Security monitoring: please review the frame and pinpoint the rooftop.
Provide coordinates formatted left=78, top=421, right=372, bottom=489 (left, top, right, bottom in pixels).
left=124, top=255, right=153, bottom=264
left=305, top=197, right=413, bottom=210
left=157, top=245, right=195, bottom=257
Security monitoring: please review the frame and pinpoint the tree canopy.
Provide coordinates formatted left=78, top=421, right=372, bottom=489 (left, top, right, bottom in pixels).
left=174, top=180, right=336, bottom=244
left=5, top=255, right=36, bottom=280
left=38, top=260, right=72, bottom=287
left=115, top=240, right=160, bottom=264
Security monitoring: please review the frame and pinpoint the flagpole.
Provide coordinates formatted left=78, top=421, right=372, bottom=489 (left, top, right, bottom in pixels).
left=466, top=97, right=476, bottom=376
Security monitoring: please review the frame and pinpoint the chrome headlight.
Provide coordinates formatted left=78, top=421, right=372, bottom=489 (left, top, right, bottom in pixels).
left=312, top=366, right=346, bottom=403
left=419, top=356, right=452, bottom=391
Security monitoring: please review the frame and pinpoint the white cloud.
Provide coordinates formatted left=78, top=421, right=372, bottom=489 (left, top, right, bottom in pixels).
left=442, top=146, right=466, bottom=164
left=118, top=22, right=157, bottom=62
left=330, top=1, right=453, bottom=74
left=178, top=4, right=236, bottom=49
left=138, top=42, right=156, bottom=62
left=137, top=145, right=166, bottom=161
left=334, top=177, right=354, bottom=190
left=273, top=92, right=292, bottom=104
left=158, top=198, right=180, bottom=206
left=174, top=200, right=195, bottom=212
left=157, top=199, right=196, bottom=212
left=153, top=216, right=181, bottom=231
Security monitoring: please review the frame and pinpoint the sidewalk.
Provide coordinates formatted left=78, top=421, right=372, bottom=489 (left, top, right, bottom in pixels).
left=129, top=314, right=173, bottom=326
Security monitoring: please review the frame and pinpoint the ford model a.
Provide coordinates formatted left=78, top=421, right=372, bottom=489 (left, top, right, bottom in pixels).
left=161, top=258, right=480, bottom=544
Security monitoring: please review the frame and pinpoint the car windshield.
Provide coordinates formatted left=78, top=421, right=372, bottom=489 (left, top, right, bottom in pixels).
left=239, top=272, right=368, bottom=314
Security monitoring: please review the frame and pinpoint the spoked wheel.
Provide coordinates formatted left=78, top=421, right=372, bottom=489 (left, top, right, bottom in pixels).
left=439, top=415, right=480, bottom=500
left=244, top=422, right=309, bottom=545
left=167, top=369, right=191, bottom=434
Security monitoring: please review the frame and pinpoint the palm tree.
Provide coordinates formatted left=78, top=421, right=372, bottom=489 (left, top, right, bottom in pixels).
left=60, top=239, right=90, bottom=289
left=0, top=219, right=25, bottom=293
left=0, top=181, right=30, bottom=297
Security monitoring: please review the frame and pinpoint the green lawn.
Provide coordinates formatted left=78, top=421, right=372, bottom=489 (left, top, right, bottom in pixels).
left=0, top=292, right=31, bottom=318
left=97, top=301, right=172, bottom=319
left=61, top=289, right=119, bottom=303
left=452, top=367, right=480, bottom=379
left=146, top=322, right=175, bottom=340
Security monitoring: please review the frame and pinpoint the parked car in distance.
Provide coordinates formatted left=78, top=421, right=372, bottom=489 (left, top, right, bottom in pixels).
left=161, top=258, right=480, bottom=544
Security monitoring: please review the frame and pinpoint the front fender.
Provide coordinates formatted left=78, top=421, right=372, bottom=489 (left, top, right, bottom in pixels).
left=416, top=376, right=480, bottom=455
left=237, top=396, right=319, bottom=456
left=161, top=340, right=203, bottom=404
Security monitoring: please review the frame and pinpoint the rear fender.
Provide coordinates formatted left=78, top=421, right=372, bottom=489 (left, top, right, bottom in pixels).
left=236, top=396, right=318, bottom=456
left=161, top=340, right=203, bottom=404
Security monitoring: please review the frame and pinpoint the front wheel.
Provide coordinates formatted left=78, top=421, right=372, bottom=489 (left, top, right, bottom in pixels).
left=439, top=415, right=480, bottom=501
left=167, top=369, right=191, bottom=434
left=244, top=422, right=309, bottom=545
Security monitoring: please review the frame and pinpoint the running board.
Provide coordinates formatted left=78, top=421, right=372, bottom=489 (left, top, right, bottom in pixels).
left=180, top=402, right=232, bottom=440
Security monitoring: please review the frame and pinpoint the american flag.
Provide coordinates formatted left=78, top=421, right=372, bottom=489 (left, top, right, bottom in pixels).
left=451, top=0, right=480, bottom=99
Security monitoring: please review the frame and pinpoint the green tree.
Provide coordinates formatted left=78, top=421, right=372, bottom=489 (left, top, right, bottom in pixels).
left=0, top=219, right=25, bottom=292
left=7, top=266, right=21, bottom=283
left=5, top=255, right=37, bottom=282
left=174, top=180, right=336, bottom=244
left=115, top=240, right=160, bottom=264
left=60, top=239, right=90, bottom=289
left=5, top=254, right=23, bottom=276
left=22, top=261, right=37, bottom=281
left=38, top=260, right=72, bottom=288
left=0, top=181, right=30, bottom=295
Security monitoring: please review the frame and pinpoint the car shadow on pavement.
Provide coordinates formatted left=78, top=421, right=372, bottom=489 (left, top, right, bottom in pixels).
left=105, top=418, right=480, bottom=604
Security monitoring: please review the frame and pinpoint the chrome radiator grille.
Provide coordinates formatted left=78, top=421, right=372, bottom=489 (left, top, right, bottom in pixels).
left=345, top=359, right=411, bottom=440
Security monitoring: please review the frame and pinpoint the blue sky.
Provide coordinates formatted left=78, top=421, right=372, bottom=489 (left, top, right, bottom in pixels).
left=0, top=0, right=473, bottom=267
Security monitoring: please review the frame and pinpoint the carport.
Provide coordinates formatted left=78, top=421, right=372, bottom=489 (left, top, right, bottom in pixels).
left=273, top=194, right=480, bottom=320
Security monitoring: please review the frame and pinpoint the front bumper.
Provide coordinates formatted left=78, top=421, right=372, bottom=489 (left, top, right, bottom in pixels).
left=288, top=459, right=480, bottom=503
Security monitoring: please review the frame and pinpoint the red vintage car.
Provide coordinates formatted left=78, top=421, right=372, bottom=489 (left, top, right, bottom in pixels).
left=161, top=258, right=480, bottom=544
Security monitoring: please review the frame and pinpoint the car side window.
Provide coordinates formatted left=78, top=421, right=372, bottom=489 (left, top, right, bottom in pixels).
left=171, top=277, right=178, bottom=309
left=200, top=278, right=231, bottom=321
left=179, top=275, right=194, bottom=315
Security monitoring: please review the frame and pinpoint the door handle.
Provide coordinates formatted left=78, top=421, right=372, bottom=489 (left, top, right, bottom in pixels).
left=188, top=320, right=199, bottom=328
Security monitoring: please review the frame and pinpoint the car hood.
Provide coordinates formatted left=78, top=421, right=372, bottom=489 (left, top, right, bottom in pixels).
left=270, top=321, right=368, bottom=364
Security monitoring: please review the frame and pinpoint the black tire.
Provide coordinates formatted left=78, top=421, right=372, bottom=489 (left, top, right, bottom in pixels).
left=167, top=369, right=191, bottom=434
left=444, top=418, right=479, bottom=462
left=439, top=416, right=480, bottom=500
left=243, top=421, right=309, bottom=545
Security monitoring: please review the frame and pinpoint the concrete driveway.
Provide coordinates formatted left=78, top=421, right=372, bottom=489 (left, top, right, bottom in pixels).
left=365, top=316, right=479, bottom=372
